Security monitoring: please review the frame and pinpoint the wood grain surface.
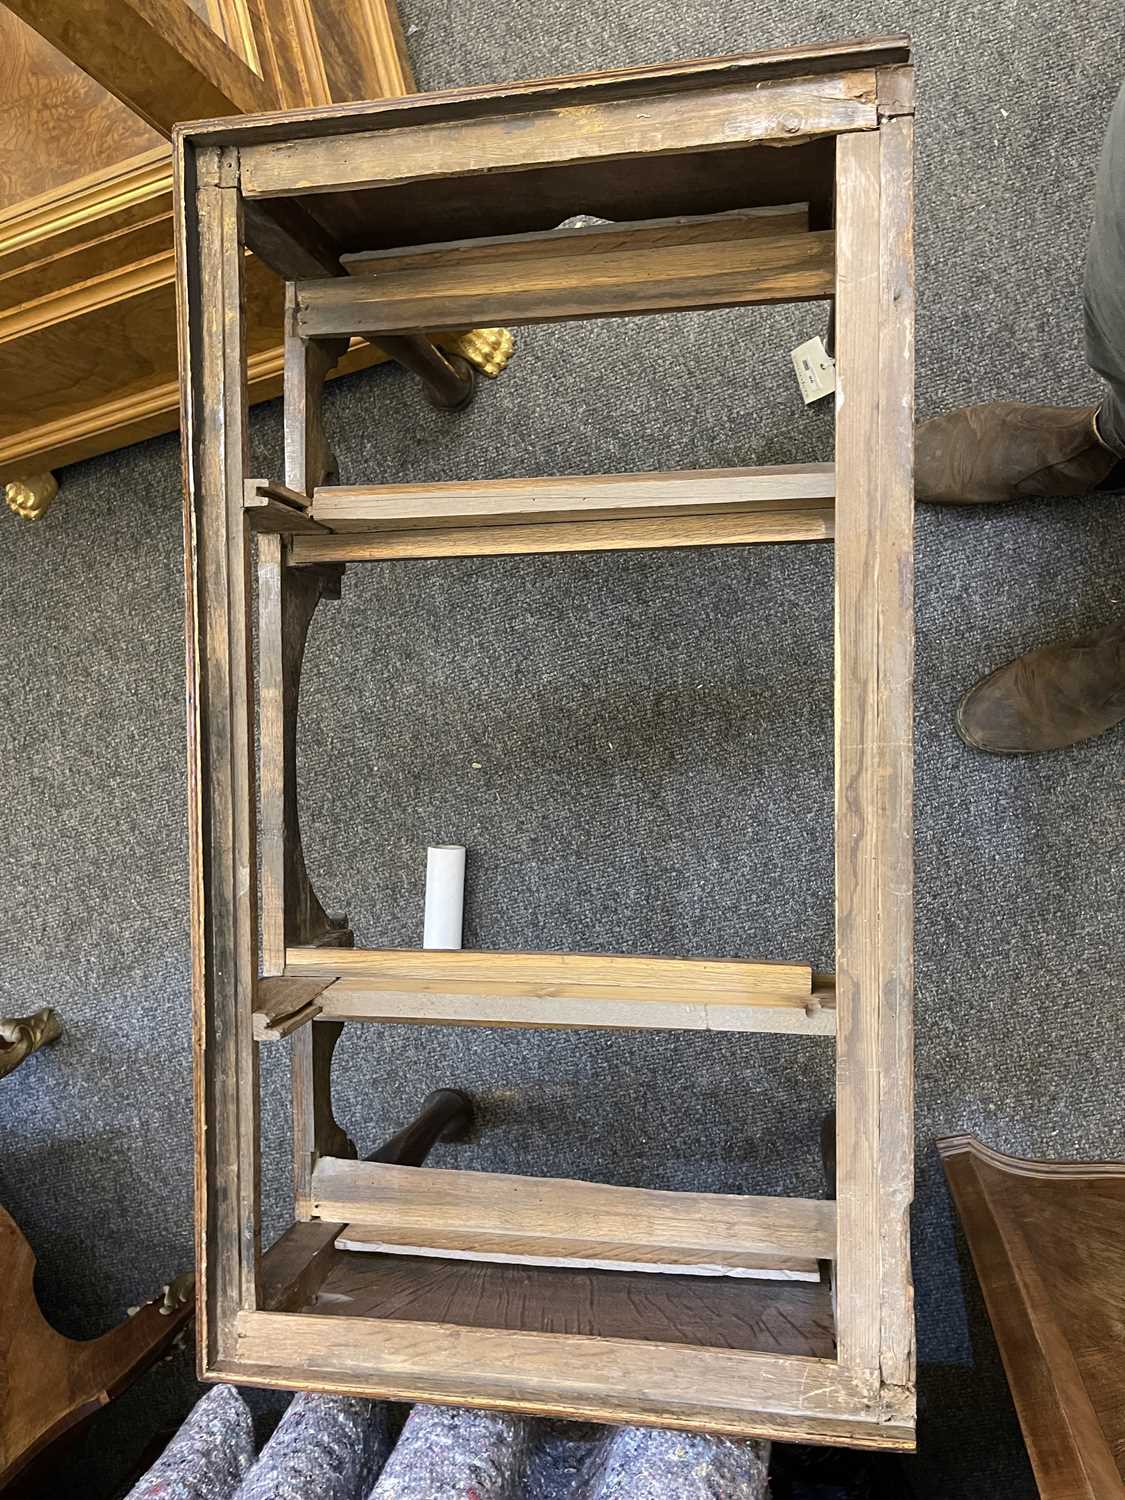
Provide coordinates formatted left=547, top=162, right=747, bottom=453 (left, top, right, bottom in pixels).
left=314, top=1249, right=834, bottom=1352
left=310, top=1159, right=836, bottom=1261
left=290, top=505, right=834, bottom=563
left=298, top=212, right=834, bottom=332
left=286, top=945, right=813, bottom=1000
left=311, top=464, right=834, bottom=530
left=830, top=119, right=914, bottom=1399
left=0, top=11, right=160, bottom=211
left=941, top=1136, right=1125, bottom=1499
left=232, top=1307, right=912, bottom=1448
left=333, top=1223, right=823, bottom=1281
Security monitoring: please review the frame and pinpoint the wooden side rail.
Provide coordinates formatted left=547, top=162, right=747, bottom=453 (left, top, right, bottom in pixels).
left=334, top=1219, right=821, bottom=1281
left=310, top=463, right=835, bottom=531
left=297, top=211, right=835, bottom=336
left=290, top=505, right=834, bottom=565
left=238, top=72, right=879, bottom=199
left=287, top=946, right=813, bottom=996
left=280, top=946, right=834, bottom=1036
left=310, top=1158, right=836, bottom=1261
left=252, top=463, right=836, bottom=552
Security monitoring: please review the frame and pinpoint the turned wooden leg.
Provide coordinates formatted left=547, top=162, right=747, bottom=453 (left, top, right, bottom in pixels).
left=377, top=334, right=476, bottom=410
left=367, top=1088, right=475, bottom=1166
left=4, top=472, right=58, bottom=521
left=0, top=1007, right=62, bottom=1081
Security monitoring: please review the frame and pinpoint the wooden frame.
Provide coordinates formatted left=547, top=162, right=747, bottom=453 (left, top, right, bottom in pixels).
left=177, top=36, right=915, bottom=1449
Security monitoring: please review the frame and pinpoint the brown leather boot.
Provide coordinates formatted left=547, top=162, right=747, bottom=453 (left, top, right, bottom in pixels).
left=957, top=619, right=1125, bottom=753
left=916, top=402, right=1120, bottom=503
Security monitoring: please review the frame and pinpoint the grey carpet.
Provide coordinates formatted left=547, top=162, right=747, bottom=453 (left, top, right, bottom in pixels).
left=1, top=3, right=1123, bottom=1496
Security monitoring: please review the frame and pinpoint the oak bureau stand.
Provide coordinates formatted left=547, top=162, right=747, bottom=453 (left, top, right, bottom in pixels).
left=176, top=34, right=917, bottom=1449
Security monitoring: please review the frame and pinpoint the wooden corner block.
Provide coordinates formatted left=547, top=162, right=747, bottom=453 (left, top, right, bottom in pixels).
left=253, top=976, right=332, bottom=1040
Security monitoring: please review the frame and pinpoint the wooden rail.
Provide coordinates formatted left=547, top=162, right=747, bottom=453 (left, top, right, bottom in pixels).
left=297, top=209, right=835, bottom=335
left=311, top=1158, right=837, bottom=1261
left=282, top=947, right=832, bottom=1037
left=310, top=463, right=835, bottom=531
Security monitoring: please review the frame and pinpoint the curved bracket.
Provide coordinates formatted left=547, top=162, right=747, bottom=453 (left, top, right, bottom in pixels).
left=258, top=545, right=351, bottom=971
left=0, top=1205, right=192, bottom=1488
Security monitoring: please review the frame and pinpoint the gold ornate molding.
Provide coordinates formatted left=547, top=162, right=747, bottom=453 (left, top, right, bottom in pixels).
left=0, top=147, right=172, bottom=271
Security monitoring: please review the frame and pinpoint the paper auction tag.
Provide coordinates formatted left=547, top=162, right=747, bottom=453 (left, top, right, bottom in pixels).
left=791, top=336, right=836, bottom=404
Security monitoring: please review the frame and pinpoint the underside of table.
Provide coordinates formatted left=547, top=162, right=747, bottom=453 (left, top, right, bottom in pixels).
left=177, top=33, right=916, bottom=1449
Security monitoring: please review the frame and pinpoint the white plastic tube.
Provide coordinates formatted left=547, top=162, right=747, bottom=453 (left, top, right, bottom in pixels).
left=423, top=845, right=465, bottom=950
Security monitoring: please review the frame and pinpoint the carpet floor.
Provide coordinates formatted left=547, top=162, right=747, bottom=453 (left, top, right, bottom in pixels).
left=1, top=3, right=1123, bottom=1495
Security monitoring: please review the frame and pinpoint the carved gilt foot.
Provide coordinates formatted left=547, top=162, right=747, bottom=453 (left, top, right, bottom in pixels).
left=5, top=472, right=59, bottom=521
left=439, top=327, right=515, bottom=378
left=0, top=1006, right=62, bottom=1080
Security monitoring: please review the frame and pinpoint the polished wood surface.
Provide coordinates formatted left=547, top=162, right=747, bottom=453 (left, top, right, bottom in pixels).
left=941, top=1135, right=1125, bottom=1499
left=0, top=11, right=159, bottom=210
left=0, top=0, right=417, bottom=491
left=4, top=0, right=276, bottom=132
left=0, top=1205, right=192, bottom=1489
left=179, top=42, right=915, bottom=1447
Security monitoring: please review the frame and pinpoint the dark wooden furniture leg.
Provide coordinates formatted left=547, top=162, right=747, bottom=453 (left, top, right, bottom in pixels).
left=376, top=335, right=477, bottom=410
left=367, top=1089, right=475, bottom=1166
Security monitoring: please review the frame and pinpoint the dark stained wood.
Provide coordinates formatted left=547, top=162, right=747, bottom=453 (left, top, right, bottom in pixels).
left=0, top=1205, right=193, bottom=1489
left=179, top=36, right=911, bottom=150
left=239, top=73, right=877, bottom=201
left=178, top=140, right=259, bottom=1364
left=178, top=41, right=916, bottom=1448
left=292, top=1020, right=357, bottom=1219
left=242, top=196, right=343, bottom=279
left=310, top=1249, right=836, bottom=1359
left=260, top=1220, right=341, bottom=1312
left=299, top=139, right=840, bottom=258
left=941, top=1136, right=1125, bottom=1499
left=367, top=1088, right=475, bottom=1166
left=375, top=335, right=476, bottom=409
left=245, top=480, right=330, bottom=534
left=282, top=283, right=346, bottom=493
left=299, top=218, right=834, bottom=336
left=252, top=975, right=331, bottom=1039
left=257, top=545, right=348, bottom=974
